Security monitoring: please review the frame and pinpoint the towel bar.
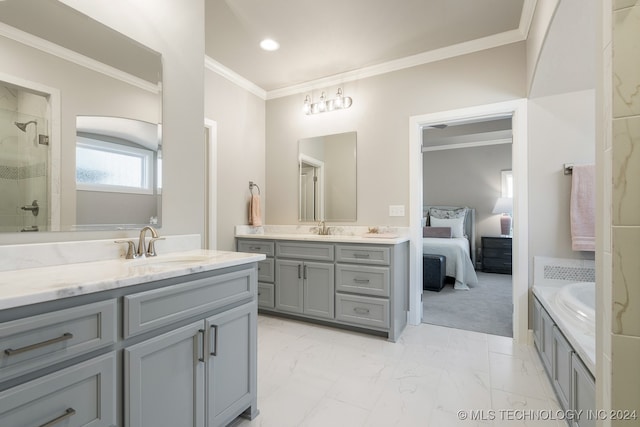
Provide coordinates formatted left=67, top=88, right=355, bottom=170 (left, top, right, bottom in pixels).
left=564, top=163, right=573, bottom=175
left=249, top=181, right=261, bottom=195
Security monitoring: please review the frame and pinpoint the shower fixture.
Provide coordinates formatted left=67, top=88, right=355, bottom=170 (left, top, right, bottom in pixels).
left=14, top=120, right=37, bottom=132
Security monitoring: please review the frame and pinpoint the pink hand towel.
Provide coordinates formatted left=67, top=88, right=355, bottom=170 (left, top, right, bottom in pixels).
left=249, top=194, right=262, bottom=226
left=570, top=164, right=595, bottom=251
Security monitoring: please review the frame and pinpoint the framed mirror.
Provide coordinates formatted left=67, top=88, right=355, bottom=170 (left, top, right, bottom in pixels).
left=298, top=131, right=357, bottom=222
left=0, top=0, right=162, bottom=232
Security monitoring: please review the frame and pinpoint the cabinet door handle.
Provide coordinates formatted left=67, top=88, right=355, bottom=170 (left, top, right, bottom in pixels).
left=353, top=278, right=370, bottom=284
left=353, top=253, right=370, bottom=258
left=353, top=307, right=370, bottom=315
left=303, top=265, right=308, bottom=280
left=4, top=332, right=73, bottom=356
left=197, top=329, right=205, bottom=362
left=298, top=264, right=302, bottom=279
left=39, top=408, right=76, bottom=427
left=210, top=325, right=218, bottom=356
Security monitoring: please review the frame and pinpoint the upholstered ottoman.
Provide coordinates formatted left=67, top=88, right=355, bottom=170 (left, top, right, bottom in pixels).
left=423, top=254, right=446, bottom=291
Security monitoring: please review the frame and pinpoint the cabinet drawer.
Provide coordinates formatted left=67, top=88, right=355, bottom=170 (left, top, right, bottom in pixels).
left=237, top=240, right=275, bottom=256
left=124, top=269, right=255, bottom=338
left=483, top=248, right=512, bottom=259
left=482, top=237, right=512, bottom=249
left=336, top=245, right=390, bottom=265
left=336, top=264, right=390, bottom=297
left=483, top=257, right=512, bottom=270
left=335, top=293, right=389, bottom=329
left=257, top=283, right=275, bottom=308
left=257, top=258, right=274, bottom=282
left=0, top=299, right=117, bottom=382
left=0, top=353, right=116, bottom=427
left=276, top=241, right=334, bottom=261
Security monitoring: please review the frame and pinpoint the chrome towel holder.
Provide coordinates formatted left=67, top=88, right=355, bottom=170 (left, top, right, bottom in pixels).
left=249, top=181, right=261, bottom=195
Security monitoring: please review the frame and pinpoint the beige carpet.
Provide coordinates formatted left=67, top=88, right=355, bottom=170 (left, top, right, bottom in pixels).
left=422, top=271, right=513, bottom=337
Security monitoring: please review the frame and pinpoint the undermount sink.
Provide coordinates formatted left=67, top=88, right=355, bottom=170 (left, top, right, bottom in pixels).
left=127, top=253, right=212, bottom=266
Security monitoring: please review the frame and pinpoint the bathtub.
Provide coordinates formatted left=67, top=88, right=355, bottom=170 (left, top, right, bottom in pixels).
left=533, top=281, right=596, bottom=375
left=554, top=281, right=595, bottom=328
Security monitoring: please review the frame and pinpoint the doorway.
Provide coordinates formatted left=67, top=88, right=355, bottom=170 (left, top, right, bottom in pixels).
left=421, top=118, right=513, bottom=337
left=409, top=99, right=529, bottom=343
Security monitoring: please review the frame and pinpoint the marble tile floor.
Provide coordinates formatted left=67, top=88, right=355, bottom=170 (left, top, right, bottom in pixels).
left=232, top=315, right=567, bottom=427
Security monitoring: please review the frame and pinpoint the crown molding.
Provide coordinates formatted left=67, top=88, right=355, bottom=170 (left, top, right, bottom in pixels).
left=204, top=56, right=267, bottom=100
left=266, top=28, right=525, bottom=100
left=0, top=22, right=161, bottom=94
left=519, top=0, right=538, bottom=38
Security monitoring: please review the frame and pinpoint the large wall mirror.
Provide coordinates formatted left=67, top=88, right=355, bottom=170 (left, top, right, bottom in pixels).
left=298, top=131, right=357, bottom=222
left=0, top=0, right=162, bottom=232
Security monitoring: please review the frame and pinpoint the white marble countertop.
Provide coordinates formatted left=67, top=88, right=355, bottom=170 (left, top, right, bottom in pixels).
left=235, top=232, right=409, bottom=245
left=0, top=249, right=265, bottom=311
left=533, top=284, right=595, bottom=375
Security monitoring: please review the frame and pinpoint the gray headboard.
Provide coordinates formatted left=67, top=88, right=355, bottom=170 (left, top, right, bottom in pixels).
left=423, top=205, right=476, bottom=268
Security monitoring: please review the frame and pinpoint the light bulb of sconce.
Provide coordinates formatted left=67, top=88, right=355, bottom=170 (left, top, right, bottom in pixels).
left=334, top=88, right=344, bottom=109
left=318, top=92, right=327, bottom=112
left=302, top=95, right=311, bottom=114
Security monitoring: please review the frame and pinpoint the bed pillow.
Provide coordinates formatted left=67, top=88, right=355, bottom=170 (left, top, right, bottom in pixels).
left=423, top=226, right=452, bottom=238
left=429, top=207, right=467, bottom=219
left=430, top=217, right=465, bottom=238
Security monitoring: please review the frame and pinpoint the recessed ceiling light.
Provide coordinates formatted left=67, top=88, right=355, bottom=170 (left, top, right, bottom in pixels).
left=260, top=38, right=279, bottom=51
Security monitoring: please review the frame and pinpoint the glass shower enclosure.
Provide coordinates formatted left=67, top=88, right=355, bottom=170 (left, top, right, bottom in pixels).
left=0, top=84, right=49, bottom=232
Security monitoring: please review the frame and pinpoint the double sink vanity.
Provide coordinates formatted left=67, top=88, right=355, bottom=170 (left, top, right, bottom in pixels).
left=0, top=234, right=263, bottom=427
left=235, top=225, right=410, bottom=342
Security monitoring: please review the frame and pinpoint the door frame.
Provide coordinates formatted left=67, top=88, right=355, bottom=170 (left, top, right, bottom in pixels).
left=204, top=118, right=217, bottom=250
left=409, top=99, right=529, bottom=342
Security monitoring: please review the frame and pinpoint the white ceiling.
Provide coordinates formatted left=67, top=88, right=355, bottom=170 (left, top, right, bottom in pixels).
left=205, top=0, right=531, bottom=97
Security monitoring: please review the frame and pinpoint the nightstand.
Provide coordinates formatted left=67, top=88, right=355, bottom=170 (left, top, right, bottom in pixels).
left=482, top=236, right=512, bottom=274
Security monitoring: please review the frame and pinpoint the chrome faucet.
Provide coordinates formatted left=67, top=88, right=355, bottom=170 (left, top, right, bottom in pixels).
left=115, top=226, right=164, bottom=259
left=317, top=221, right=331, bottom=235
left=138, top=226, right=163, bottom=257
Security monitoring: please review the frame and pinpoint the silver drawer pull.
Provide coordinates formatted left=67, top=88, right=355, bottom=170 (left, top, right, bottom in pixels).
left=249, top=246, right=262, bottom=251
left=353, top=278, right=370, bottom=283
left=353, top=253, right=371, bottom=258
left=39, top=408, right=76, bottom=427
left=210, top=325, right=218, bottom=356
left=4, top=332, right=73, bottom=356
left=353, top=307, right=370, bottom=315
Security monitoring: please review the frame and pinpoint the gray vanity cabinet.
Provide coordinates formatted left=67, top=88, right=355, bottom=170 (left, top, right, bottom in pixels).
left=237, top=236, right=409, bottom=341
left=238, top=240, right=275, bottom=309
left=552, top=326, right=573, bottom=412
left=123, top=269, right=258, bottom=427
left=1, top=263, right=259, bottom=427
left=571, top=353, right=596, bottom=427
left=125, top=301, right=257, bottom=427
left=533, top=298, right=554, bottom=376
left=124, top=322, right=206, bottom=427
left=0, top=353, right=116, bottom=426
left=206, top=302, right=257, bottom=427
left=275, top=259, right=335, bottom=319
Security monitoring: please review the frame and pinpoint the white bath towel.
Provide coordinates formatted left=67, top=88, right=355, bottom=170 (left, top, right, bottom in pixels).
left=570, top=164, right=595, bottom=251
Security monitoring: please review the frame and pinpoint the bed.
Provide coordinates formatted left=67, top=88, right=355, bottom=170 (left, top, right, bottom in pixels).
left=423, top=206, right=478, bottom=290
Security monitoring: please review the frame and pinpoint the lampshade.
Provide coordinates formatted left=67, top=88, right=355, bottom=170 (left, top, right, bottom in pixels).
left=492, top=197, right=513, bottom=215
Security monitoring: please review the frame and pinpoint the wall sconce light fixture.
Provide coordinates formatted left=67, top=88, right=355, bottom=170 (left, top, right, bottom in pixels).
left=303, top=88, right=352, bottom=115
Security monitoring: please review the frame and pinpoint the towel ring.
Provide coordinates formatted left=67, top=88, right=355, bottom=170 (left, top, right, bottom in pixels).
left=249, top=181, right=261, bottom=195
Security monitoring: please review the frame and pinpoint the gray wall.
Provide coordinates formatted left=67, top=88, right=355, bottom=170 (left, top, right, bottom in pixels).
left=265, top=43, right=527, bottom=227
left=204, top=70, right=266, bottom=251
left=423, top=143, right=512, bottom=258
